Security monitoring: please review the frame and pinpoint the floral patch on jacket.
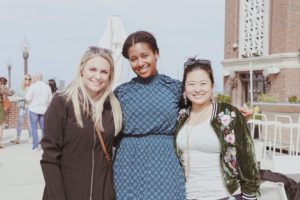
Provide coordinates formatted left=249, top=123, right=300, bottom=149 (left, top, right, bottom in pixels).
left=218, top=108, right=238, bottom=176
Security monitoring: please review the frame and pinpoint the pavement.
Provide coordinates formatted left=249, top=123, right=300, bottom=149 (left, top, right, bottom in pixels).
left=0, top=129, right=44, bottom=200
left=1, top=129, right=299, bottom=200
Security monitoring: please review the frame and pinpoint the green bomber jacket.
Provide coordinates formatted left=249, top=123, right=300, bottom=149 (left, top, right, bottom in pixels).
left=174, top=101, right=260, bottom=196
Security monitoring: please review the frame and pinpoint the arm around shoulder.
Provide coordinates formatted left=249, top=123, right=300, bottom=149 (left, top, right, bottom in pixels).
left=234, top=107, right=260, bottom=197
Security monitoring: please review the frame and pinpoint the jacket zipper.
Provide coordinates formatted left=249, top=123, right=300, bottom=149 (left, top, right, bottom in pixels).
left=89, top=130, right=96, bottom=200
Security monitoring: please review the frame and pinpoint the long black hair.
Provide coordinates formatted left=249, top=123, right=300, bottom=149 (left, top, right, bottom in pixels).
left=48, top=79, right=58, bottom=94
left=178, top=57, right=214, bottom=109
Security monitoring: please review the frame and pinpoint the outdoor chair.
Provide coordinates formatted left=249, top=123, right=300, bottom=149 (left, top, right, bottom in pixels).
left=260, top=169, right=300, bottom=200
left=273, top=115, right=299, bottom=156
left=247, top=113, right=278, bottom=159
left=259, top=181, right=288, bottom=200
left=273, top=155, right=300, bottom=182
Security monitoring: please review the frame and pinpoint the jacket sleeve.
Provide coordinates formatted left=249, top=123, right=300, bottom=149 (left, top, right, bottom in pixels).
left=234, top=107, right=260, bottom=197
left=40, top=95, right=67, bottom=200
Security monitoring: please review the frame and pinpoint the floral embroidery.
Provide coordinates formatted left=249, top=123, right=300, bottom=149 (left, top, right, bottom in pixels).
left=218, top=108, right=238, bottom=176
left=224, top=148, right=238, bottom=176
left=218, top=109, right=236, bottom=144
left=220, top=114, right=232, bottom=126
left=225, top=131, right=235, bottom=145
left=230, top=111, right=236, bottom=118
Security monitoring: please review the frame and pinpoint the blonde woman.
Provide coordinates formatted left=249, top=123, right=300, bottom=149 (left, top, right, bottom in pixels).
left=11, top=74, right=32, bottom=144
left=40, top=46, right=122, bottom=200
left=0, top=77, right=14, bottom=148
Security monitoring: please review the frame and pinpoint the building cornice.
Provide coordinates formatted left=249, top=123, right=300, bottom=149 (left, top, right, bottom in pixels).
left=222, top=52, right=300, bottom=71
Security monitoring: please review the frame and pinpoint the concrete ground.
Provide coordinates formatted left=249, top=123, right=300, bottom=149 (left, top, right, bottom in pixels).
left=0, top=129, right=44, bottom=200
left=0, top=129, right=299, bottom=200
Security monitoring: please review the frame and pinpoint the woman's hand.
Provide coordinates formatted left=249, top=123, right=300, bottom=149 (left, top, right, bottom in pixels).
left=239, top=107, right=253, bottom=120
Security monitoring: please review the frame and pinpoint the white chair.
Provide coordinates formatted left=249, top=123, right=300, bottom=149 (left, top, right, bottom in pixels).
left=273, top=155, right=300, bottom=182
left=269, top=116, right=300, bottom=182
left=247, top=113, right=278, bottom=159
left=248, top=113, right=268, bottom=139
left=273, top=115, right=299, bottom=156
left=259, top=181, right=288, bottom=200
left=273, top=155, right=300, bottom=174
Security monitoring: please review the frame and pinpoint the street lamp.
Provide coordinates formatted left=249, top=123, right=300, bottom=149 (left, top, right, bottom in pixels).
left=21, top=37, right=30, bottom=75
left=7, top=57, right=12, bottom=88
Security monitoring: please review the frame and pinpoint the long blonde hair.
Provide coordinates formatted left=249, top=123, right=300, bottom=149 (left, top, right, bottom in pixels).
left=62, top=46, right=122, bottom=135
left=21, top=74, right=31, bottom=90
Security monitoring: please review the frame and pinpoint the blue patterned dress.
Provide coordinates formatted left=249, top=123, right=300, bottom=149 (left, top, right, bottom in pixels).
left=113, top=73, right=186, bottom=200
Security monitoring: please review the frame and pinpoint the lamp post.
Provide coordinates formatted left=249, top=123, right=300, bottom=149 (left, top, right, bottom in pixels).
left=249, top=62, right=254, bottom=107
left=21, top=37, right=30, bottom=75
left=7, top=58, right=12, bottom=88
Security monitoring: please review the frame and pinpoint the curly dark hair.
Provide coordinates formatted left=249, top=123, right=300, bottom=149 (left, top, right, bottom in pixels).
left=122, top=30, right=159, bottom=59
left=0, top=77, right=8, bottom=85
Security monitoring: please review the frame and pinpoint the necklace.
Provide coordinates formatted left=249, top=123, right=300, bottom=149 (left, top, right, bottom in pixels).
left=184, top=119, right=194, bottom=177
left=189, top=102, right=212, bottom=124
left=184, top=102, right=212, bottom=177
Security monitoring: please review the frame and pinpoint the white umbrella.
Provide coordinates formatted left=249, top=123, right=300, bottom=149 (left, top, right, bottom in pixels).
left=98, top=15, right=127, bottom=89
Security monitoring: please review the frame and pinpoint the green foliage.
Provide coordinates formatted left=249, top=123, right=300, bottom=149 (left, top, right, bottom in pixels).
left=216, top=94, right=232, bottom=104
left=257, top=93, right=279, bottom=103
left=288, top=95, right=298, bottom=103
left=243, top=102, right=261, bottom=120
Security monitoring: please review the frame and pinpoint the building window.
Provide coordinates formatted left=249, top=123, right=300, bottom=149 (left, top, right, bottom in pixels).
left=240, top=72, right=266, bottom=103
left=240, top=0, right=265, bottom=57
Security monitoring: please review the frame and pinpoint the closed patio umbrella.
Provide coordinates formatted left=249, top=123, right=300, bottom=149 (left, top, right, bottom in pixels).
left=98, top=15, right=127, bottom=89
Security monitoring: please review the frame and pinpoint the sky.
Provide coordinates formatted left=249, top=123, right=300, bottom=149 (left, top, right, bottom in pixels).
left=0, top=0, right=225, bottom=92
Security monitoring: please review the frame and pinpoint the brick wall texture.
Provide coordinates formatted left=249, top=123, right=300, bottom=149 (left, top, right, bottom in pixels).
left=224, top=0, right=300, bottom=104
left=225, top=0, right=300, bottom=58
left=269, top=68, right=300, bottom=101
left=269, top=0, right=300, bottom=54
left=224, top=0, right=240, bottom=59
left=4, top=100, right=29, bottom=129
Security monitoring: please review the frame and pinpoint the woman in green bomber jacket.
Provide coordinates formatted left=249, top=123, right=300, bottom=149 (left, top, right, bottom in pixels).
left=174, top=57, right=260, bottom=200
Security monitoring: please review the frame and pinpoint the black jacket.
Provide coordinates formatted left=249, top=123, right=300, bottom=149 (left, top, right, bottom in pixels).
left=41, top=94, right=116, bottom=200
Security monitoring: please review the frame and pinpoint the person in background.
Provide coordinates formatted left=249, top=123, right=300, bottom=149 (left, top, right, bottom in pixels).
left=174, top=57, right=260, bottom=200
left=25, top=73, right=52, bottom=151
left=40, top=46, right=122, bottom=200
left=0, top=77, right=14, bottom=148
left=10, top=74, right=32, bottom=144
left=48, top=79, right=58, bottom=96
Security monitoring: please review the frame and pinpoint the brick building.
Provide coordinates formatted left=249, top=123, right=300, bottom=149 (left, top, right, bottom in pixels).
left=222, top=0, right=300, bottom=107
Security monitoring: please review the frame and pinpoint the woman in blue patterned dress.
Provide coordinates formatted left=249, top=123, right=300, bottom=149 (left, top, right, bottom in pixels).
left=113, top=31, right=186, bottom=199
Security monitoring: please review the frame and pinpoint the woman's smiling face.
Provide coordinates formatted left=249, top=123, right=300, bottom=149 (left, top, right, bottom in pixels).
left=81, top=56, right=111, bottom=99
left=128, top=42, right=158, bottom=78
left=185, top=69, right=213, bottom=106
